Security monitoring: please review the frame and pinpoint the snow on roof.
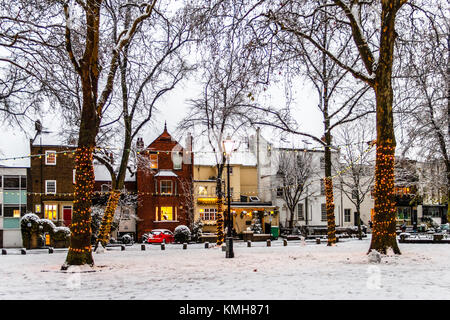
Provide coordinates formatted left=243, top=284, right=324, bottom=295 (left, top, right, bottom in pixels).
left=194, top=149, right=257, bottom=166
left=93, top=163, right=135, bottom=182
left=31, top=131, right=76, bottom=147
left=155, top=170, right=178, bottom=177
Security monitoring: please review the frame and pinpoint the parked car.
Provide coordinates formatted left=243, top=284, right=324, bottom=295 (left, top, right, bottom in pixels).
left=147, top=229, right=175, bottom=244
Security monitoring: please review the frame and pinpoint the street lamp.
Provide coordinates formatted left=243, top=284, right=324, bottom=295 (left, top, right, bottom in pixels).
left=222, top=135, right=235, bottom=258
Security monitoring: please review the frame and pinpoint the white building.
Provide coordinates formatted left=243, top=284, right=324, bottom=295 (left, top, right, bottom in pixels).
left=249, top=128, right=375, bottom=231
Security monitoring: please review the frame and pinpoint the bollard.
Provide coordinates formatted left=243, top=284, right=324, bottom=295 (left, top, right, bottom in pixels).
left=48, top=247, right=54, bottom=254
left=183, top=243, right=187, bottom=250
left=2, top=249, right=7, bottom=255
left=266, top=239, right=271, bottom=247
left=141, top=244, right=146, bottom=251
left=161, top=243, right=165, bottom=250
left=316, top=238, right=321, bottom=244
left=121, top=245, right=126, bottom=251
left=205, top=242, right=209, bottom=249
left=283, top=239, right=288, bottom=246
left=247, top=240, right=251, bottom=247
left=21, top=248, right=26, bottom=255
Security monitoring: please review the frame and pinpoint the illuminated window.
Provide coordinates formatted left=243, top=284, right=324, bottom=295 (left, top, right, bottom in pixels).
left=35, top=204, right=41, bottom=213
left=198, top=186, right=208, bottom=195
left=45, top=150, right=57, bottom=165
left=160, top=180, right=172, bottom=194
left=150, top=153, right=158, bottom=169
left=45, top=204, right=58, bottom=220
left=200, top=208, right=217, bottom=221
left=45, top=180, right=56, bottom=194
left=160, top=207, right=173, bottom=221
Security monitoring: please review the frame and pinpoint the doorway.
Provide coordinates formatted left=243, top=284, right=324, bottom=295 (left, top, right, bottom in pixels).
left=63, top=206, right=73, bottom=227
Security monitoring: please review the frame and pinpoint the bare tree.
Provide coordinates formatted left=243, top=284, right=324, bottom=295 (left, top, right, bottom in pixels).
left=399, top=3, right=449, bottom=221
left=276, top=149, right=313, bottom=229
left=336, top=120, right=376, bottom=239
left=93, top=2, right=195, bottom=249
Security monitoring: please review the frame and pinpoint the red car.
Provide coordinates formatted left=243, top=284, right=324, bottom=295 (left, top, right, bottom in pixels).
left=147, top=229, right=174, bottom=244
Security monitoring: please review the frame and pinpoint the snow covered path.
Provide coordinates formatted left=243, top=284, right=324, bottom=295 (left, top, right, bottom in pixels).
left=1, top=237, right=449, bottom=300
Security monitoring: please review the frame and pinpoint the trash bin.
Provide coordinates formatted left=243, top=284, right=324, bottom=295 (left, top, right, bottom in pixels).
left=271, top=226, right=279, bottom=240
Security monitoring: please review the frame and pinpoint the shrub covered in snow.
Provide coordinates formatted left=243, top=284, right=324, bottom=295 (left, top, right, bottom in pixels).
left=174, top=225, right=191, bottom=243
left=191, top=218, right=204, bottom=242
left=250, top=219, right=262, bottom=234
left=20, top=213, right=70, bottom=248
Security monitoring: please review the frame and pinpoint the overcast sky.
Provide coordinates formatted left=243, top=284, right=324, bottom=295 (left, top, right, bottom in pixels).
left=0, top=73, right=326, bottom=168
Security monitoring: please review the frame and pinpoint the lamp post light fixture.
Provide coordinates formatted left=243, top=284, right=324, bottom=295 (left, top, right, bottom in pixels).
left=222, top=135, right=235, bottom=258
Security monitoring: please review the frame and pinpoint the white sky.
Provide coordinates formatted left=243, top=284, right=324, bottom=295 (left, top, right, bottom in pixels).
left=0, top=74, right=325, bottom=167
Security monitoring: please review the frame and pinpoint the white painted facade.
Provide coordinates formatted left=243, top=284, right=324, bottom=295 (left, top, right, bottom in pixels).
left=249, top=129, right=375, bottom=229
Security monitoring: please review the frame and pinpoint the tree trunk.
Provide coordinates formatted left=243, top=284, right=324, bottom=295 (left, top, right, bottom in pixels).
left=216, top=178, right=225, bottom=245
left=368, top=2, right=402, bottom=255
left=356, top=203, right=362, bottom=240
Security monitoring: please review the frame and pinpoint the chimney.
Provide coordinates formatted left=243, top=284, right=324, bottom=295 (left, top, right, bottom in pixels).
left=136, top=137, right=144, bottom=151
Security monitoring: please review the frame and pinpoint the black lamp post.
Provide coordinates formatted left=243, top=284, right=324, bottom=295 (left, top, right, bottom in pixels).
left=223, top=135, right=235, bottom=258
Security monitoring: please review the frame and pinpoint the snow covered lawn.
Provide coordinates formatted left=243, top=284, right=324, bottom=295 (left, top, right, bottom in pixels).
left=1, top=237, right=449, bottom=300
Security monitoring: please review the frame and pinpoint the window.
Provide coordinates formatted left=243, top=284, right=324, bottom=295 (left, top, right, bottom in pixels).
left=45, top=150, right=57, bottom=165
left=73, top=169, right=76, bottom=184
left=160, top=206, right=173, bottom=221
left=320, top=157, right=325, bottom=169
left=230, top=187, right=234, bottom=198
left=276, top=187, right=283, bottom=198
left=198, top=186, right=208, bottom=195
left=200, top=208, right=217, bottom=221
left=4, top=205, right=20, bottom=217
left=35, top=204, right=42, bottom=213
left=173, top=152, right=182, bottom=170
left=160, top=180, right=173, bottom=194
left=0, top=175, right=2, bottom=188
left=45, top=180, right=57, bottom=194
left=397, top=207, right=411, bottom=220
left=150, top=153, right=158, bottom=169
left=321, top=203, right=327, bottom=221
left=229, top=167, right=233, bottom=175
left=101, top=184, right=111, bottom=192
left=297, top=203, right=304, bottom=220
left=122, top=208, right=130, bottom=220
left=423, top=207, right=441, bottom=218
left=20, top=176, right=27, bottom=189
left=351, top=189, right=358, bottom=200
left=44, top=204, right=58, bottom=220
left=344, top=209, right=351, bottom=222
left=320, top=179, right=325, bottom=195
left=3, top=176, right=19, bottom=189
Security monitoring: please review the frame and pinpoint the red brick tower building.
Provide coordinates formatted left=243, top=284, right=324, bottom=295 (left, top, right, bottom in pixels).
left=136, top=124, right=193, bottom=238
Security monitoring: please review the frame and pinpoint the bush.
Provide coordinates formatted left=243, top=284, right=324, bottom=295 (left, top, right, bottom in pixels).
left=191, top=218, right=204, bottom=242
left=174, top=225, right=191, bottom=243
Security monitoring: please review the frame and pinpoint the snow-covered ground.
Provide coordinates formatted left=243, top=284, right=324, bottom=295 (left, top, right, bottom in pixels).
left=1, top=237, right=449, bottom=300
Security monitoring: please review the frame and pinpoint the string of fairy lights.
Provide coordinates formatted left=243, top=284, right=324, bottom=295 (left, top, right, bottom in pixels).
left=0, top=142, right=375, bottom=198
left=0, top=140, right=376, bottom=163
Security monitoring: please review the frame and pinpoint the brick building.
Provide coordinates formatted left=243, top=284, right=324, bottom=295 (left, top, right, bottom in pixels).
left=136, top=124, right=193, bottom=239
left=28, top=134, right=77, bottom=227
